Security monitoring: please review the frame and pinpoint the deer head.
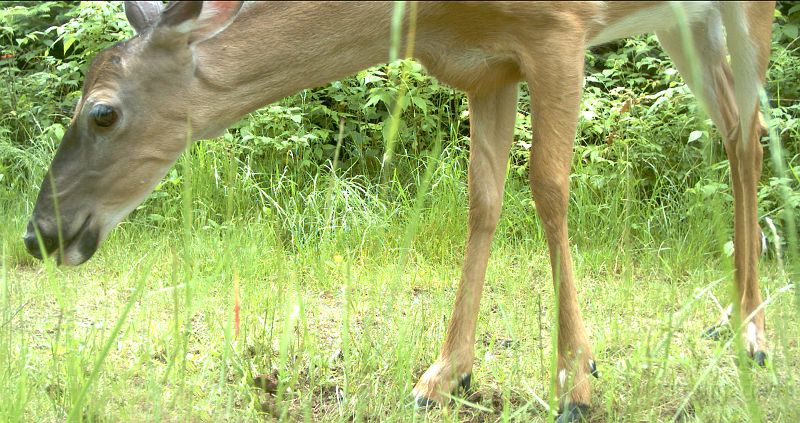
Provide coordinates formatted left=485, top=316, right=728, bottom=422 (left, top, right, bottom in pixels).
left=23, top=1, right=243, bottom=265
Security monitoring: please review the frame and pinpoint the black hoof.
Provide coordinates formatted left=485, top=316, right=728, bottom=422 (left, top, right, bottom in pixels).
left=414, top=373, right=472, bottom=409
left=415, top=394, right=435, bottom=408
left=753, top=351, right=767, bottom=367
left=588, top=360, right=599, bottom=378
left=556, top=403, right=590, bottom=423
left=458, top=373, right=471, bottom=393
left=702, top=324, right=730, bottom=340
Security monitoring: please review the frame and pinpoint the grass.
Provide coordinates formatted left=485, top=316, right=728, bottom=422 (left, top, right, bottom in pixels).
left=1, top=138, right=798, bottom=422
left=1, top=4, right=798, bottom=421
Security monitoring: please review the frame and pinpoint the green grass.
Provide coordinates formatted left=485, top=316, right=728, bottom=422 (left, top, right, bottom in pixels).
left=1, top=5, right=798, bottom=419
left=1, top=141, right=797, bottom=422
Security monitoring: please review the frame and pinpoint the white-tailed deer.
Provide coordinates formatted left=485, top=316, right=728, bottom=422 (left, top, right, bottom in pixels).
left=23, top=2, right=774, bottom=421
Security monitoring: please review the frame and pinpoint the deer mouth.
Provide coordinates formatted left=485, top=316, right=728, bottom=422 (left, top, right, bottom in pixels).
left=57, top=216, right=100, bottom=266
left=24, top=215, right=100, bottom=266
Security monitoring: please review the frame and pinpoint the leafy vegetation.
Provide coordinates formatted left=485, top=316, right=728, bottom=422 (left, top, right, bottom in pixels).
left=1, top=2, right=798, bottom=422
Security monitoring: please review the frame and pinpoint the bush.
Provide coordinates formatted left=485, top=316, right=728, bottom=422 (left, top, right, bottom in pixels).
left=1, top=2, right=798, bottom=253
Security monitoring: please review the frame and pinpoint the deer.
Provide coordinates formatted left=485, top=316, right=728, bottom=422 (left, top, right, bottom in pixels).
left=22, top=1, right=775, bottom=421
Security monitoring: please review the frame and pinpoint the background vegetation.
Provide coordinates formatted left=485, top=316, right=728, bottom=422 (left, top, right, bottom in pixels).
left=0, top=2, right=798, bottom=422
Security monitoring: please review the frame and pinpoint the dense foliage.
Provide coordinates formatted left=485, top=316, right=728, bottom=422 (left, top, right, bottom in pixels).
left=1, top=2, right=798, bottom=252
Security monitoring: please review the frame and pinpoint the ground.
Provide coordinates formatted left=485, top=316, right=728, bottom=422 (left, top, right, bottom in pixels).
left=1, top=207, right=797, bottom=422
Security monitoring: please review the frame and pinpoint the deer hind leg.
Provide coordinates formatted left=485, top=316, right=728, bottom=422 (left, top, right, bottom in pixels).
left=413, top=81, right=518, bottom=406
left=524, top=40, right=595, bottom=422
left=657, top=2, right=773, bottom=365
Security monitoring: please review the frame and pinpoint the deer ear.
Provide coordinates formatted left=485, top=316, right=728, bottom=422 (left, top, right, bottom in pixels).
left=157, top=1, right=244, bottom=45
left=124, top=1, right=164, bottom=34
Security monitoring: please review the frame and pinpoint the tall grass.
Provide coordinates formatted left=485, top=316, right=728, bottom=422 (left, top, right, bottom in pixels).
left=2, top=105, right=798, bottom=422
left=1, top=2, right=799, bottom=422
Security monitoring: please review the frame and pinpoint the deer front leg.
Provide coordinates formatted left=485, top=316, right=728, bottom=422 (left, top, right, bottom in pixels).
left=413, top=81, right=518, bottom=406
left=525, top=41, right=594, bottom=422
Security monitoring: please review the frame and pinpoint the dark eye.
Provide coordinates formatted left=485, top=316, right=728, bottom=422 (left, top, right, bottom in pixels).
left=90, top=104, right=118, bottom=127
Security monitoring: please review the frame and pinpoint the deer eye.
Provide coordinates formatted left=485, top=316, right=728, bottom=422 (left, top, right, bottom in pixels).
left=90, top=104, right=118, bottom=127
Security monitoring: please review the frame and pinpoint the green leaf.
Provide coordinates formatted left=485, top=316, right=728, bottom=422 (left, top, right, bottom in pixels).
left=63, top=36, right=76, bottom=54
left=410, top=95, right=428, bottom=113
left=362, top=73, right=383, bottom=85
left=51, top=124, right=64, bottom=141
left=687, top=130, right=704, bottom=143
left=723, top=241, right=735, bottom=257
left=782, top=24, right=798, bottom=40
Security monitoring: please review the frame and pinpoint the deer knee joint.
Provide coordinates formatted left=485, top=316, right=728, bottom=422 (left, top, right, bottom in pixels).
left=468, top=195, right=503, bottom=232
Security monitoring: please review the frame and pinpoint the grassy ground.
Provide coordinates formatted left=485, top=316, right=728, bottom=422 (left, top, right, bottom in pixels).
left=1, top=145, right=797, bottom=422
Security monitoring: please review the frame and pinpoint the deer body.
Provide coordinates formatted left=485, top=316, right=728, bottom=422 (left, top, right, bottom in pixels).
left=24, top=2, right=775, bottom=421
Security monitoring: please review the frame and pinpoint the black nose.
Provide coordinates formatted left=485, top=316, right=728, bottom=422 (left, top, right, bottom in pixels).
left=23, top=221, right=58, bottom=260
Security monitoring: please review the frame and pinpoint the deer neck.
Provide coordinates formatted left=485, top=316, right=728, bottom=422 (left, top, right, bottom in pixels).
left=188, top=2, right=397, bottom=138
